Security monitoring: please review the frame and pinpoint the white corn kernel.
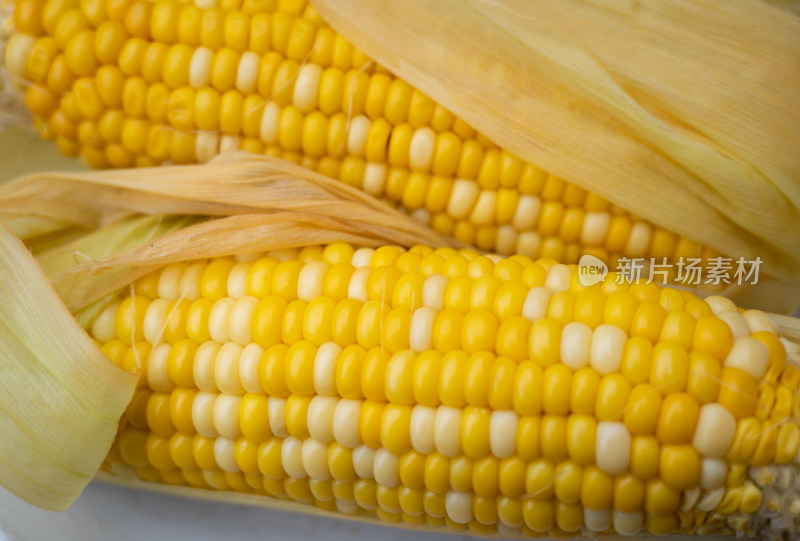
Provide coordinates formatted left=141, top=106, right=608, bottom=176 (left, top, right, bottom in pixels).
left=742, top=309, right=779, bottom=334
left=307, top=396, right=337, bottom=443
left=214, top=438, right=239, bottom=473
left=696, top=487, right=725, bottom=511
left=352, top=445, right=375, bottom=479
left=196, top=132, right=221, bottom=164
left=143, top=299, right=169, bottom=345
left=434, top=406, right=461, bottom=457
left=259, top=102, right=281, bottom=144
left=590, top=324, right=626, bottom=374
left=332, top=399, right=362, bottom=448
left=409, top=127, right=435, bottom=171
left=4, top=34, right=37, bottom=78
left=623, top=222, right=651, bottom=258
left=208, top=297, right=235, bottom=343
left=489, top=410, right=518, bottom=459
left=192, top=391, right=218, bottom=438
left=239, top=343, right=264, bottom=394
left=445, top=491, right=472, bottom=524
left=522, top=286, right=552, bottom=322
left=194, top=341, right=221, bottom=392
left=700, top=458, right=728, bottom=490
left=298, top=261, right=330, bottom=302
left=469, top=191, right=496, bottom=225
left=596, top=421, right=630, bottom=474
left=235, top=51, right=260, bottom=94
left=373, top=449, right=400, bottom=487
left=584, top=508, right=611, bottom=532
left=410, top=405, right=436, bottom=454
left=612, top=510, right=642, bottom=536
left=512, top=195, right=541, bottom=230
left=705, top=296, right=737, bottom=315
left=447, top=179, right=479, bottom=219
left=561, top=322, right=592, bottom=370
left=93, top=301, right=121, bottom=343
left=717, top=310, right=751, bottom=339
left=347, top=115, right=370, bottom=157
left=724, top=336, right=769, bottom=380
left=410, top=307, right=436, bottom=352
left=281, top=436, right=307, bottom=479
left=362, top=163, right=387, bottom=196
left=301, top=438, right=330, bottom=480
left=422, top=274, right=448, bottom=310
left=267, top=397, right=288, bottom=438
left=147, top=343, right=173, bottom=392
left=351, top=248, right=375, bottom=269
left=213, top=394, right=242, bottom=440
left=692, top=403, right=736, bottom=458
left=226, top=262, right=251, bottom=299
left=347, top=267, right=370, bottom=301
left=580, top=213, right=611, bottom=246
left=178, top=262, right=205, bottom=301
left=545, top=264, right=572, bottom=292
left=158, top=263, right=185, bottom=301
left=411, top=208, right=430, bottom=225
left=189, top=47, right=213, bottom=88
left=228, top=296, right=258, bottom=346
left=681, top=487, right=701, bottom=511
left=313, top=342, right=341, bottom=396
left=214, top=342, right=245, bottom=395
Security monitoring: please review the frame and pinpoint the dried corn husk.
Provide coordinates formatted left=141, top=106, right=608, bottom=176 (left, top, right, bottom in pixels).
left=312, top=0, right=800, bottom=282
left=0, top=153, right=457, bottom=311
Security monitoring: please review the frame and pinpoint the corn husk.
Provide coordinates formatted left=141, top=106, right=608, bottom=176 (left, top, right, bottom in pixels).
left=0, top=221, right=137, bottom=511
left=0, top=153, right=457, bottom=313
left=312, top=0, right=800, bottom=283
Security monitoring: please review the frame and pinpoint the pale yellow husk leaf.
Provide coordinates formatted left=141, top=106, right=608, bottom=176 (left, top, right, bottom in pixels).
left=312, top=0, right=800, bottom=282
left=0, top=222, right=137, bottom=511
left=0, top=152, right=457, bottom=314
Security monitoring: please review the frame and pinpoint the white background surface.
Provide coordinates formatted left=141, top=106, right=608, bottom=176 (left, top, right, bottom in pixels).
left=0, top=482, right=478, bottom=541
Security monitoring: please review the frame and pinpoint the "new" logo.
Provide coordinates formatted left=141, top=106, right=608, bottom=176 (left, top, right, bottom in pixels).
left=578, top=255, right=608, bottom=286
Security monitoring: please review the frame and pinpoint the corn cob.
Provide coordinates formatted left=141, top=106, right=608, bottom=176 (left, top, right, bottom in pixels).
left=1, top=0, right=720, bottom=268
left=87, top=241, right=800, bottom=538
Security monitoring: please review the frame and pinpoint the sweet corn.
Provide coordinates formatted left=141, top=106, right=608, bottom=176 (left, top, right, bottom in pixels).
left=3, top=0, right=711, bottom=266
left=88, top=242, right=800, bottom=537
